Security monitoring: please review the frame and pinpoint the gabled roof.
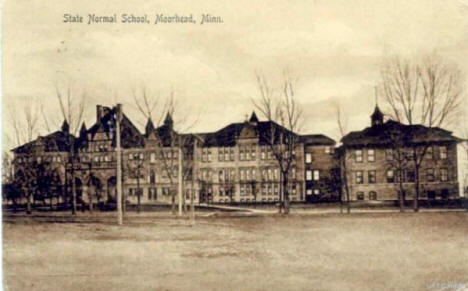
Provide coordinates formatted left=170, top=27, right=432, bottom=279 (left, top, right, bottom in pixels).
left=80, top=106, right=144, bottom=149
left=12, top=130, right=75, bottom=154
left=342, top=120, right=461, bottom=147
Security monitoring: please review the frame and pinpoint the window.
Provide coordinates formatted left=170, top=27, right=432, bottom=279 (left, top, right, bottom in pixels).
left=219, top=170, right=224, bottom=182
left=148, top=188, right=157, bottom=200
left=207, top=148, right=212, bottom=162
left=386, top=149, right=393, bottom=161
left=229, top=147, right=235, bottom=161
left=356, top=192, right=364, bottom=200
left=369, top=191, right=377, bottom=200
left=407, top=170, right=415, bottom=183
left=251, top=145, right=257, bottom=160
left=313, top=170, right=320, bottom=181
left=245, top=146, right=251, bottom=160
left=261, top=147, right=266, bottom=160
left=313, top=189, right=320, bottom=195
left=306, top=170, right=312, bottom=181
left=306, top=189, right=313, bottom=195
left=202, top=148, right=207, bottom=162
left=240, top=169, right=245, bottom=181
left=240, top=184, right=246, bottom=196
left=268, top=169, right=273, bottom=181
left=440, top=168, right=448, bottom=182
left=396, top=170, right=406, bottom=183
left=325, top=146, right=331, bottom=154
left=274, top=169, right=279, bottom=180
left=426, top=146, right=433, bottom=159
left=305, top=153, right=312, bottom=164
left=426, top=168, right=434, bottom=182
left=386, top=170, right=394, bottom=183
left=356, top=171, right=363, bottom=184
left=239, top=146, right=245, bottom=161
left=441, top=189, right=449, bottom=199
left=368, top=170, right=376, bottom=184
left=367, top=149, right=375, bottom=162
left=439, top=146, right=447, bottom=159
left=427, top=190, right=436, bottom=199
left=355, top=150, right=363, bottom=162
left=150, top=170, right=156, bottom=184
left=218, top=148, right=224, bottom=161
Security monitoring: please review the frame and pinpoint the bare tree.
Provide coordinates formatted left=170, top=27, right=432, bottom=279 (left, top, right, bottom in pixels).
left=126, top=158, right=145, bottom=213
left=252, top=71, right=303, bottom=214
left=54, top=84, right=87, bottom=215
left=380, top=54, right=463, bottom=211
left=131, top=88, right=199, bottom=216
left=384, top=128, right=412, bottom=212
left=6, top=99, right=42, bottom=214
left=334, top=103, right=351, bottom=214
left=7, top=99, right=41, bottom=147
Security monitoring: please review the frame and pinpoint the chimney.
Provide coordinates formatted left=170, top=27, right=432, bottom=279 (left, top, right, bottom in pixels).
left=96, top=105, right=104, bottom=122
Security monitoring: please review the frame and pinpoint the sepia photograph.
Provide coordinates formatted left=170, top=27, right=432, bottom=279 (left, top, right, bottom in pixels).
left=2, top=0, right=468, bottom=290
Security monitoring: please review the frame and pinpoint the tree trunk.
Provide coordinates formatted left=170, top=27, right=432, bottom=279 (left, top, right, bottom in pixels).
left=190, top=181, right=195, bottom=225
left=413, top=166, right=420, bottom=212
left=283, top=177, right=289, bottom=214
left=398, top=180, right=405, bottom=212
left=137, top=177, right=141, bottom=214
left=88, top=194, right=94, bottom=213
left=70, top=141, right=77, bottom=215
left=26, top=192, right=32, bottom=215
left=278, top=180, right=283, bottom=214
left=171, top=190, right=176, bottom=215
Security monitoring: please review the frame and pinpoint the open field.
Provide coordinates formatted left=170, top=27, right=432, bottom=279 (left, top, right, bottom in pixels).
left=3, top=212, right=468, bottom=291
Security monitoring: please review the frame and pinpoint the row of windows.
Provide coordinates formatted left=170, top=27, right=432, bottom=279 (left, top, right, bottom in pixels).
left=356, top=191, right=377, bottom=200
left=305, top=170, right=320, bottom=181
left=306, top=189, right=321, bottom=195
left=199, top=167, right=289, bottom=182
left=201, top=145, right=297, bottom=163
left=354, top=146, right=448, bottom=163
left=16, top=156, right=62, bottom=163
left=127, top=187, right=174, bottom=200
left=354, top=168, right=449, bottom=184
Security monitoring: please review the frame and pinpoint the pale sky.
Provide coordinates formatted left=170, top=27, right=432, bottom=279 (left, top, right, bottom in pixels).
left=3, top=0, right=468, bottom=151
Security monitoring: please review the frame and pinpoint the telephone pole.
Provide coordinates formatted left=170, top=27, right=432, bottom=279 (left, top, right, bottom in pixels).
left=116, top=104, right=123, bottom=225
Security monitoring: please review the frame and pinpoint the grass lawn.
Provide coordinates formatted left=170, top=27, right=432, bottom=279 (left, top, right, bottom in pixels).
left=3, top=212, right=468, bottom=291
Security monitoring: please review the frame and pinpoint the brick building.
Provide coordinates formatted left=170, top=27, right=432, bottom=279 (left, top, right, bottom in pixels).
left=10, top=105, right=337, bottom=207
left=341, top=106, right=462, bottom=201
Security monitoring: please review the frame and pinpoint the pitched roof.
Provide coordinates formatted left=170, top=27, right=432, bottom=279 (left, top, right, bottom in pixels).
left=249, top=111, right=259, bottom=123
left=199, top=120, right=299, bottom=147
left=342, top=120, right=461, bottom=146
left=12, top=130, right=75, bottom=154
left=80, top=106, right=144, bottom=149
left=300, top=134, right=336, bottom=145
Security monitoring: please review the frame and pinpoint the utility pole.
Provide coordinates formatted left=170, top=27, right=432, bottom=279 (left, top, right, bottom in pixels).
left=178, top=136, right=183, bottom=216
left=116, top=104, right=123, bottom=225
